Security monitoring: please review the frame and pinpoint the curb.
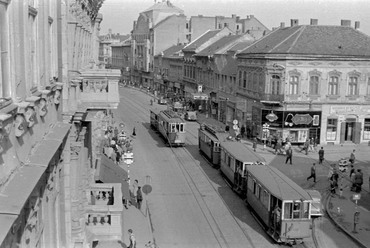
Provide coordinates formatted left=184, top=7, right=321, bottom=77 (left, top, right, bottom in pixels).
left=324, top=194, right=367, bottom=248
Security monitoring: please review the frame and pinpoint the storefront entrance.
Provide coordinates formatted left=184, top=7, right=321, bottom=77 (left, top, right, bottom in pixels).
left=340, top=118, right=361, bottom=144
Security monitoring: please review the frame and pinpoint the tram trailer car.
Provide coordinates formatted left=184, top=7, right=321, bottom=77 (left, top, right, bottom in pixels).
left=150, top=109, right=186, bottom=147
left=219, top=141, right=265, bottom=196
left=198, top=124, right=229, bottom=167
left=246, top=165, right=312, bottom=244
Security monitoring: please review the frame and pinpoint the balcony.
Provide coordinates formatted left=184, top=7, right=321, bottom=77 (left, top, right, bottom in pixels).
left=86, top=183, right=123, bottom=241
left=78, top=69, right=121, bottom=109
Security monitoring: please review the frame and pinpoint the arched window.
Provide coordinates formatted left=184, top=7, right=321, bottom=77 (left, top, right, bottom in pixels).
left=348, top=76, right=358, bottom=95
left=289, top=76, right=299, bottom=95
left=309, top=76, right=319, bottom=95
left=328, top=76, right=339, bottom=95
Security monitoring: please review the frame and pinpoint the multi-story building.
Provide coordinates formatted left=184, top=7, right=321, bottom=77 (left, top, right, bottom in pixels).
left=111, top=40, right=132, bottom=83
left=0, top=1, right=122, bottom=248
left=154, top=44, right=185, bottom=97
left=98, top=29, right=130, bottom=67
left=236, top=19, right=370, bottom=145
left=131, top=0, right=188, bottom=89
left=193, top=34, right=255, bottom=123
left=188, top=14, right=269, bottom=41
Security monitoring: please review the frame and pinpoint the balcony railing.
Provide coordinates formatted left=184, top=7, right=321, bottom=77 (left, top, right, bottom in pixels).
left=86, top=183, right=123, bottom=241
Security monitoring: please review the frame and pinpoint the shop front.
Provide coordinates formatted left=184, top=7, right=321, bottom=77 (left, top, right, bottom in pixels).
left=261, top=109, right=322, bottom=144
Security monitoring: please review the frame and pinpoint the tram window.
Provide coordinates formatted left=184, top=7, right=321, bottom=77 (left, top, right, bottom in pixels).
left=214, top=143, right=220, bottom=152
left=253, top=180, right=257, bottom=194
left=247, top=175, right=253, bottom=191
left=292, top=202, right=301, bottom=219
left=262, top=190, right=269, bottom=207
left=171, top=124, right=176, bottom=132
left=256, top=184, right=261, bottom=199
left=176, top=123, right=180, bottom=132
left=180, top=123, right=184, bottom=132
left=284, top=202, right=292, bottom=219
left=302, top=202, right=310, bottom=219
left=221, top=150, right=225, bottom=162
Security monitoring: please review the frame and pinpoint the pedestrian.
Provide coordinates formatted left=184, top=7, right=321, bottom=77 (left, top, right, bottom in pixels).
left=349, top=149, right=356, bottom=165
left=354, top=169, right=363, bottom=193
left=131, top=180, right=138, bottom=206
left=132, top=127, right=136, bottom=136
left=330, top=178, right=337, bottom=195
left=252, top=137, right=257, bottom=152
left=318, top=147, right=324, bottom=164
left=275, top=138, right=282, bottom=154
left=137, top=186, right=143, bottom=209
left=128, top=229, right=136, bottom=248
left=285, top=146, right=293, bottom=164
left=309, top=138, right=315, bottom=152
left=349, top=164, right=355, bottom=178
left=307, top=163, right=316, bottom=183
left=327, top=165, right=334, bottom=180
left=240, top=125, right=245, bottom=138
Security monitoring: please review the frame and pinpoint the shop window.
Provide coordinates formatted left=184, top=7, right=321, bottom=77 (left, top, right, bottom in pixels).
left=327, top=118, right=337, bottom=141
left=348, top=77, right=358, bottom=95
left=309, top=76, right=319, bottom=95
left=364, top=119, right=370, bottom=140
left=289, top=76, right=299, bottom=95
left=328, top=76, right=339, bottom=95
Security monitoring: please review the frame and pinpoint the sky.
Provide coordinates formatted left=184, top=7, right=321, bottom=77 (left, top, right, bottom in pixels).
left=99, top=0, right=370, bottom=36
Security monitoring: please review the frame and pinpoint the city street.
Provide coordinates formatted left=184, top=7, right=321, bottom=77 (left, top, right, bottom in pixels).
left=109, top=86, right=369, bottom=248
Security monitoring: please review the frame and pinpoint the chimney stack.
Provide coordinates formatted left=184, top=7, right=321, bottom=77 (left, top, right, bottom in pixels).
left=310, top=19, right=318, bottom=25
left=280, top=22, right=285, bottom=28
left=340, top=20, right=351, bottom=27
left=355, top=21, right=360, bottom=30
left=291, top=19, right=299, bottom=27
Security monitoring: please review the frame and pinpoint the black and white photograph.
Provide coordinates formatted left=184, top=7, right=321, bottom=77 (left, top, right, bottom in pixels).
left=0, top=0, right=369, bottom=247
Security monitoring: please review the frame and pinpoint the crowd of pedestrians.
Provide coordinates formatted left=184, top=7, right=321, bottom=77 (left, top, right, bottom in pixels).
left=101, top=126, right=134, bottom=164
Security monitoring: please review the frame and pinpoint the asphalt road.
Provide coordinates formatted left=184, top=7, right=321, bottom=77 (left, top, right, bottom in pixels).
left=113, top=86, right=366, bottom=248
left=115, top=87, right=276, bottom=248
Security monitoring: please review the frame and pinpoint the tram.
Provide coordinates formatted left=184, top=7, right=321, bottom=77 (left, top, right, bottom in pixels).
left=246, top=165, right=312, bottom=244
left=150, top=109, right=186, bottom=147
left=198, top=124, right=229, bottom=166
left=219, top=141, right=265, bottom=195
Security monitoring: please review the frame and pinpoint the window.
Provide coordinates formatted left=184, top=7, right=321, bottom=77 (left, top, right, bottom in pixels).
left=271, top=75, right=280, bottom=95
left=367, top=78, right=370, bottom=95
left=328, top=76, right=339, bottom=95
left=327, top=118, right=337, bottom=141
left=243, top=71, right=247, bottom=88
left=348, top=77, right=358, bottom=95
left=289, top=76, right=299, bottom=95
left=262, top=190, right=269, bottom=208
left=309, top=76, right=319, bottom=95
left=284, top=202, right=292, bottom=219
left=256, top=184, right=261, bottom=199
left=292, top=202, right=301, bottom=219
left=247, top=175, right=253, bottom=191
left=364, top=119, right=370, bottom=140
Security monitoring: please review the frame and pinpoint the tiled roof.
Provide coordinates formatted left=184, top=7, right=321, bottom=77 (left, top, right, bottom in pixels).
left=196, top=35, right=242, bottom=56
left=183, top=30, right=221, bottom=52
left=238, top=25, right=370, bottom=57
left=161, top=44, right=185, bottom=57
left=228, top=40, right=254, bottom=52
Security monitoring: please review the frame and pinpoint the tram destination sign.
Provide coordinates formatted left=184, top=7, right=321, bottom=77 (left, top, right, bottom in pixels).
left=292, top=114, right=313, bottom=125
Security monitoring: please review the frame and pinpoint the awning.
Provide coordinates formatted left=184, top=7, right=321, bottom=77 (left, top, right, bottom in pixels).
left=97, top=155, right=130, bottom=200
left=260, top=100, right=282, bottom=106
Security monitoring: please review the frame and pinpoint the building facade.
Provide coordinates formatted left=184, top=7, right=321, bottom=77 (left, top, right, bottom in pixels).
left=0, top=1, right=122, bottom=248
left=236, top=19, right=370, bottom=145
left=131, top=0, right=188, bottom=89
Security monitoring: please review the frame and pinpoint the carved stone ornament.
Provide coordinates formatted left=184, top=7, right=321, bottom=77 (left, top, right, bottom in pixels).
left=14, top=114, right=26, bottom=137
left=70, top=142, right=82, bottom=156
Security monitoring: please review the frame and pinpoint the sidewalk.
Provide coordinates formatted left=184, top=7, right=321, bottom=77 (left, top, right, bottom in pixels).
left=196, top=112, right=370, bottom=248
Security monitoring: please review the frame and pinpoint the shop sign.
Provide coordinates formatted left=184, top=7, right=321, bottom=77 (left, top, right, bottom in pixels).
left=292, top=114, right=313, bottom=125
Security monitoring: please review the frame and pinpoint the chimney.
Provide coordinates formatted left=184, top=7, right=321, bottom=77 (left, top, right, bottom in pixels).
left=310, top=19, right=318, bottom=25
left=355, top=21, right=360, bottom=29
left=341, top=20, right=351, bottom=27
left=232, top=14, right=236, bottom=19
left=249, top=15, right=254, bottom=18
left=291, top=19, right=299, bottom=27
left=280, top=22, right=285, bottom=28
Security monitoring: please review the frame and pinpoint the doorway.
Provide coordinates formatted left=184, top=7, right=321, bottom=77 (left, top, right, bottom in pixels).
left=344, top=118, right=356, bottom=141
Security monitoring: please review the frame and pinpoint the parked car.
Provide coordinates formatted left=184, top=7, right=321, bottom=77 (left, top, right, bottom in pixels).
left=306, top=190, right=323, bottom=217
left=158, top=97, right=167, bottom=105
left=185, top=111, right=197, bottom=121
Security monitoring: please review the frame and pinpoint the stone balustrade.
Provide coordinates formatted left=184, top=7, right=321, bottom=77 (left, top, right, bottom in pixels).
left=86, top=183, right=123, bottom=241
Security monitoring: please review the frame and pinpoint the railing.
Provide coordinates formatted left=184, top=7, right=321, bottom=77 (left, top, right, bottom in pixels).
left=86, top=183, right=123, bottom=241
